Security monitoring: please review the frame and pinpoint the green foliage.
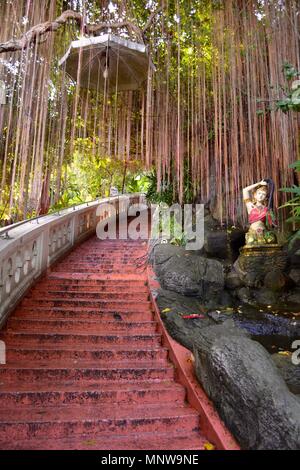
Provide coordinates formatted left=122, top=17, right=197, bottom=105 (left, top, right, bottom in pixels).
left=151, top=206, right=187, bottom=247
left=275, top=63, right=300, bottom=113
left=146, top=171, right=174, bottom=206
left=282, top=63, right=299, bottom=81
left=126, top=174, right=151, bottom=193
left=145, top=165, right=197, bottom=206
left=50, top=172, right=84, bottom=211
left=257, top=63, right=300, bottom=115
left=279, top=160, right=300, bottom=247
left=49, top=136, right=150, bottom=211
left=165, top=213, right=187, bottom=247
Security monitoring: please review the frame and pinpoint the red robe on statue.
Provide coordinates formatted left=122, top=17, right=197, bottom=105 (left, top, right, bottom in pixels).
left=249, top=206, right=273, bottom=226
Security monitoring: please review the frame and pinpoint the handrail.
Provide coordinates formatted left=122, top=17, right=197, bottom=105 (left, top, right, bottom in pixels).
left=0, top=192, right=145, bottom=327
left=0, top=199, right=100, bottom=239
left=0, top=194, right=142, bottom=239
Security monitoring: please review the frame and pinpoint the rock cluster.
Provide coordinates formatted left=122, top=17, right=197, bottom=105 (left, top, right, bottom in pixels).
left=150, top=219, right=300, bottom=450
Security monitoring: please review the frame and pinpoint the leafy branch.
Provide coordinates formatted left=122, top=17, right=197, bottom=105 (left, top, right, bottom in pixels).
left=279, top=160, right=300, bottom=247
left=273, top=63, right=300, bottom=113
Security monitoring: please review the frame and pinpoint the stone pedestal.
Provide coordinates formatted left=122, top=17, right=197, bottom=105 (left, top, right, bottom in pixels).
left=234, top=244, right=287, bottom=288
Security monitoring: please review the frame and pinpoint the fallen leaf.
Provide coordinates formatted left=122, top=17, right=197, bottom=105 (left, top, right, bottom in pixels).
left=203, top=442, right=215, bottom=450
left=81, top=440, right=97, bottom=446
left=278, top=351, right=292, bottom=356
left=162, top=308, right=171, bottom=313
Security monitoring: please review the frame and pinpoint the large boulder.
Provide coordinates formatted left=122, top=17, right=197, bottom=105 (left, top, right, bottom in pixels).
left=204, top=231, right=228, bottom=259
left=227, top=228, right=246, bottom=261
left=234, top=286, right=278, bottom=307
left=156, top=288, right=214, bottom=351
left=234, top=246, right=288, bottom=288
left=272, top=353, right=300, bottom=395
left=204, top=226, right=245, bottom=261
left=287, top=239, right=300, bottom=268
left=264, top=270, right=286, bottom=291
left=235, top=287, right=255, bottom=305
left=193, top=321, right=300, bottom=449
left=288, top=269, right=300, bottom=286
left=225, top=271, right=244, bottom=290
left=255, top=288, right=278, bottom=306
left=284, top=288, right=300, bottom=307
left=203, top=213, right=220, bottom=232
left=151, top=243, right=186, bottom=268
left=153, top=244, right=224, bottom=301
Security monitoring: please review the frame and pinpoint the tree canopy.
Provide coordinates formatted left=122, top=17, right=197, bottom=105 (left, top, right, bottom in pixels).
left=0, top=0, right=299, bottom=225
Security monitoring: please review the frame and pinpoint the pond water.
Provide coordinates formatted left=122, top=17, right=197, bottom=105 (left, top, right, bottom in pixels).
left=232, top=304, right=300, bottom=354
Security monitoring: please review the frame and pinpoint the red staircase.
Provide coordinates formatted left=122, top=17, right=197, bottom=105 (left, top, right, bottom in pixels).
left=0, top=237, right=211, bottom=450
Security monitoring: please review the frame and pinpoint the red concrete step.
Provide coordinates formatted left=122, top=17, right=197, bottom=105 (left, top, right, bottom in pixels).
left=66, top=249, right=144, bottom=253
left=54, top=258, right=143, bottom=263
left=21, top=298, right=152, bottom=310
left=56, top=258, right=141, bottom=262
left=0, top=236, right=210, bottom=450
left=0, top=430, right=206, bottom=450
left=5, top=345, right=169, bottom=363
left=52, top=270, right=143, bottom=275
left=55, top=263, right=143, bottom=268
left=0, top=380, right=184, bottom=407
left=0, top=404, right=199, bottom=440
left=66, top=248, right=145, bottom=252
left=40, top=278, right=147, bottom=287
left=0, top=361, right=174, bottom=384
left=67, top=245, right=145, bottom=248
left=54, top=262, right=141, bottom=268
left=57, top=263, right=143, bottom=268
left=55, top=262, right=137, bottom=273
left=31, top=283, right=149, bottom=295
left=53, top=269, right=142, bottom=274
left=7, top=318, right=157, bottom=334
left=13, top=307, right=154, bottom=321
left=62, top=256, right=145, bottom=260
left=47, top=273, right=147, bottom=281
left=26, top=291, right=149, bottom=301
left=0, top=332, right=162, bottom=347
left=60, top=257, right=144, bottom=263
left=56, top=257, right=142, bottom=262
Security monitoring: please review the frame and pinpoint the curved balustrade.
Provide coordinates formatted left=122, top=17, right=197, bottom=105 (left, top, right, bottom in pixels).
left=0, top=194, right=144, bottom=326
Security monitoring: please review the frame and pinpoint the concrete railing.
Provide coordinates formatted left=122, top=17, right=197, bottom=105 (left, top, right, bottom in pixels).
left=0, top=194, right=145, bottom=327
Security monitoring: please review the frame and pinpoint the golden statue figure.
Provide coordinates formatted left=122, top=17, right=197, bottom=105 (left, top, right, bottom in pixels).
left=243, top=179, right=277, bottom=246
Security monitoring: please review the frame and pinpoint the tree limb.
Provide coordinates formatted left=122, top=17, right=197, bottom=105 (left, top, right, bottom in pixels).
left=0, top=10, right=83, bottom=54
left=0, top=6, right=163, bottom=54
left=142, top=6, right=163, bottom=33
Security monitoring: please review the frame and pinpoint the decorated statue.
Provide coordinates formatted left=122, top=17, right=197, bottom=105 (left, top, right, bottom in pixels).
left=243, top=179, right=277, bottom=246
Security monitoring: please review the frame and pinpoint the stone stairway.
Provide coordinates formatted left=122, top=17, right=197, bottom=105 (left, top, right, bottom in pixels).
left=0, top=237, right=209, bottom=450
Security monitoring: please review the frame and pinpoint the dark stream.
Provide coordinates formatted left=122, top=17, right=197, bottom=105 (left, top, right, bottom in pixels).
left=231, top=304, right=300, bottom=353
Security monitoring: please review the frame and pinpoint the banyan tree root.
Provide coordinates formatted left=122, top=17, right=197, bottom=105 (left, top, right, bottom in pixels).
left=0, top=7, right=162, bottom=54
